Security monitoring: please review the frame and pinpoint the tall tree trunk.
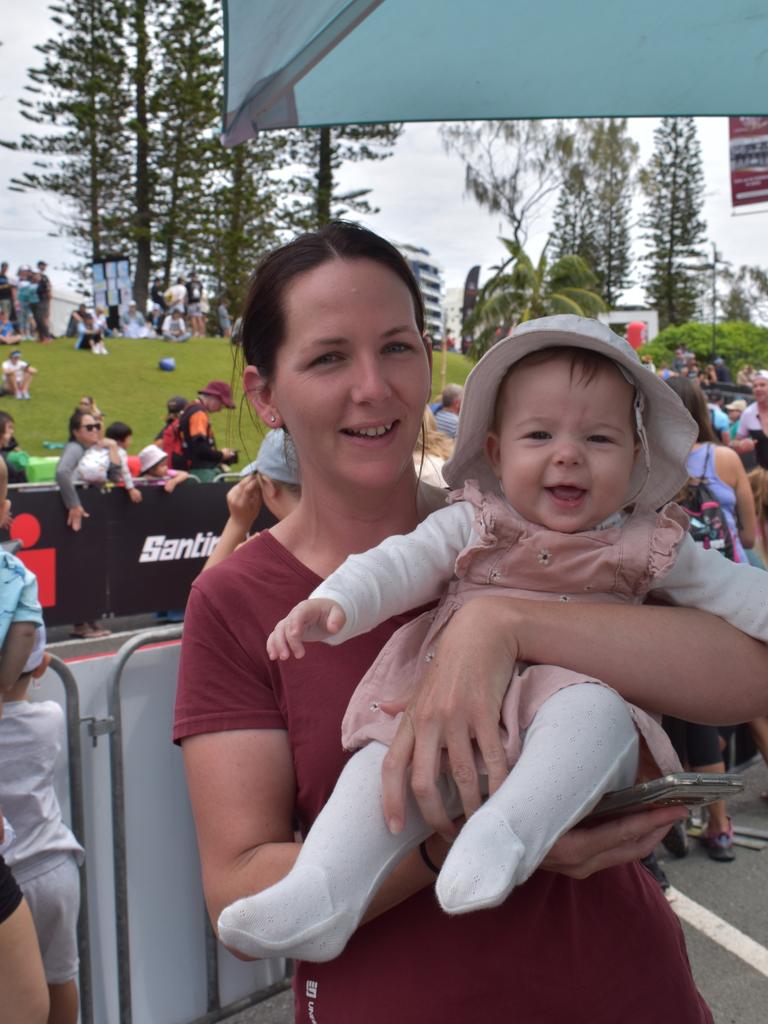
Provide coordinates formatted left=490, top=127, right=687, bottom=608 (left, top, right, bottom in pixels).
left=88, top=2, right=101, bottom=261
left=132, top=0, right=151, bottom=311
left=162, top=123, right=185, bottom=282
left=316, top=127, right=333, bottom=226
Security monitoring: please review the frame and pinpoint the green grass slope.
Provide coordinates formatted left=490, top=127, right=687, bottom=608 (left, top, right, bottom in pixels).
left=4, top=338, right=472, bottom=470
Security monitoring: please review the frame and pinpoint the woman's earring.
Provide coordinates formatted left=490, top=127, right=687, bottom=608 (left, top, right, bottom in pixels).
left=269, top=415, right=276, bottom=423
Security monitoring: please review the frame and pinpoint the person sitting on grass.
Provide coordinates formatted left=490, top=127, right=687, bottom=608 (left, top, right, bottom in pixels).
left=0, top=310, right=22, bottom=346
left=2, top=351, right=36, bottom=400
left=74, top=313, right=108, bottom=354
left=120, top=302, right=153, bottom=339
left=161, top=309, right=192, bottom=343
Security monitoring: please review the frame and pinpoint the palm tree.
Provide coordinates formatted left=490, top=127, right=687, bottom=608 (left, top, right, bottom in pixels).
left=465, top=239, right=607, bottom=359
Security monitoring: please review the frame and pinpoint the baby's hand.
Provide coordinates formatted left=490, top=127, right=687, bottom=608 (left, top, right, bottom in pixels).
left=267, top=599, right=346, bottom=661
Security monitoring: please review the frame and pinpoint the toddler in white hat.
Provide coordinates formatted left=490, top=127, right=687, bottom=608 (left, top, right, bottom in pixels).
left=219, top=315, right=768, bottom=963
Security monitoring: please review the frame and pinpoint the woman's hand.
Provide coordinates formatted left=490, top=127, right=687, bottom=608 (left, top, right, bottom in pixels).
left=540, top=805, right=688, bottom=878
left=66, top=506, right=88, bottom=531
left=381, top=598, right=518, bottom=839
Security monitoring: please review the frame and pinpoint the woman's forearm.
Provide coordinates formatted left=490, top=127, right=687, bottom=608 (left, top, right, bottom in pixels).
left=512, top=599, right=768, bottom=723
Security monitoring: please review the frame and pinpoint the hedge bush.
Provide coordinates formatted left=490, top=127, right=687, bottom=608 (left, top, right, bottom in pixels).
left=641, top=321, right=768, bottom=375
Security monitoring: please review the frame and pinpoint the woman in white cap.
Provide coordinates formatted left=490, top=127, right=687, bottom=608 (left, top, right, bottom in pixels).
left=178, top=225, right=768, bottom=1023
left=221, top=313, right=768, bottom=963
left=202, top=428, right=301, bottom=571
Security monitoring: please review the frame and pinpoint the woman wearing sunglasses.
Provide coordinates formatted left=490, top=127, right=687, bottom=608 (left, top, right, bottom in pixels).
left=55, top=408, right=112, bottom=638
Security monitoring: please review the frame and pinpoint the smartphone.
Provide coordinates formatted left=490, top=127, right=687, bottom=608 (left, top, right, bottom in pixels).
left=587, top=772, right=745, bottom=820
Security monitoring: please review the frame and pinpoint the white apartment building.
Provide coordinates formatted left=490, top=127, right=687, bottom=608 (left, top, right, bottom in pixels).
left=396, top=243, right=444, bottom=342
left=443, top=286, right=464, bottom=342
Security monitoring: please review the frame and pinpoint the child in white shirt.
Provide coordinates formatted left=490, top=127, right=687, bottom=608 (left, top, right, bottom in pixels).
left=0, top=628, right=84, bottom=1024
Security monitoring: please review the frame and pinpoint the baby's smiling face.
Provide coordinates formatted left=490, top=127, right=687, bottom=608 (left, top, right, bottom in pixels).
left=485, top=354, right=638, bottom=532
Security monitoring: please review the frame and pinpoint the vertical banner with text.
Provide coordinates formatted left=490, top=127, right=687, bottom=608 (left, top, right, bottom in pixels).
left=729, top=116, right=768, bottom=207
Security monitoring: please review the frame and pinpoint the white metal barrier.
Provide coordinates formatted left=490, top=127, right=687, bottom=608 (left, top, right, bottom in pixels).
left=34, top=633, right=287, bottom=1024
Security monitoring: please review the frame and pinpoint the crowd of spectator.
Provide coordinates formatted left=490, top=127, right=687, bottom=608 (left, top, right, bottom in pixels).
left=0, top=262, right=52, bottom=344
left=1, top=256, right=235, bottom=346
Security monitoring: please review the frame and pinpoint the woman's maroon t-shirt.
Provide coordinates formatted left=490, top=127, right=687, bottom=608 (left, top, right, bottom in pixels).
left=175, top=531, right=712, bottom=1024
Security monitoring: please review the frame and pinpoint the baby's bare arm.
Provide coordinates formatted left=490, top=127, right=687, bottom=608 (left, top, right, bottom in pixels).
left=267, top=599, right=347, bottom=661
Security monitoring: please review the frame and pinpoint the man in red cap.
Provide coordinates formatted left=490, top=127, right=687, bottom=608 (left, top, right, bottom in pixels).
left=177, top=380, right=237, bottom=481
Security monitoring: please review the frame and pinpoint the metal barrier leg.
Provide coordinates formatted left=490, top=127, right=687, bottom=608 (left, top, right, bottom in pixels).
left=47, top=655, right=94, bottom=1024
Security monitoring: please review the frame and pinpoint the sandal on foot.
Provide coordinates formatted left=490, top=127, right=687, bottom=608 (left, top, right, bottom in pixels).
left=70, top=624, right=111, bottom=639
left=699, top=818, right=735, bottom=862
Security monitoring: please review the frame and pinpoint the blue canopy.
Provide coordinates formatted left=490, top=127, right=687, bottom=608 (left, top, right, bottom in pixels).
left=223, top=0, right=768, bottom=146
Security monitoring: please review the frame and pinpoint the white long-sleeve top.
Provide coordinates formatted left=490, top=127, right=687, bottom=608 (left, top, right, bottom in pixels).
left=313, top=500, right=768, bottom=647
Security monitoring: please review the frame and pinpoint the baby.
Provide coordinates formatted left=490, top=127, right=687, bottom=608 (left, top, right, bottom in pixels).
left=218, top=315, right=768, bottom=963
left=77, top=421, right=142, bottom=503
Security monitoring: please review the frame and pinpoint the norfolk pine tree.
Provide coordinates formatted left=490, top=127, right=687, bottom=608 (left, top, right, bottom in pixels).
left=194, top=136, right=292, bottom=315
left=550, top=158, right=599, bottom=271
left=641, top=118, right=707, bottom=329
left=5, top=0, right=132, bottom=271
left=551, top=119, right=638, bottom=307
left=285, top=124, right=403, bottom=231
left=588, top=119, right=638, bottom=307
left=151, top=0, right=222, bottom=283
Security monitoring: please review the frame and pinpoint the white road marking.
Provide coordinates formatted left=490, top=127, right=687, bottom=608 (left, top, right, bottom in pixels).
left=668, top=887, right=768, bottom=979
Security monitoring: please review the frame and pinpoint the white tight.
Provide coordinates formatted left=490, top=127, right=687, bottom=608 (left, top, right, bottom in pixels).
left=218, top=682, right=638, bottom=962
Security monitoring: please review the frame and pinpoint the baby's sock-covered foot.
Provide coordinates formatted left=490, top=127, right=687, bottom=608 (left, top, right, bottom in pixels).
left=217, top=863, right=358, bottom=962
left=436, top=807, right=525, bottom=914
left=437, top=683, right=639, bottom=915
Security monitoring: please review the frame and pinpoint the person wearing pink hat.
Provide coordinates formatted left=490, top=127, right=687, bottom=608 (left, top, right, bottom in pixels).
left=176, top=381, right=237, bottom=481
left=136, top=444, right=189, bottom=492
left=220, top=315, right=768, bottom=964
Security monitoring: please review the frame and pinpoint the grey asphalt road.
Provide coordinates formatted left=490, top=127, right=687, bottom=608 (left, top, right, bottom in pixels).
left=223, top=760, right=768, bottom=1024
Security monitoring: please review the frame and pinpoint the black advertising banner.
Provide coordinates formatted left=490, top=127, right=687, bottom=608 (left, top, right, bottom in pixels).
left=461, top=265, right=480, bottom=354
left=2, top=483, right=275, bottom=625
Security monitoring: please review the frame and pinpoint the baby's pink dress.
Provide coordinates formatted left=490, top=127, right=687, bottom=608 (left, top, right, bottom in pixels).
left=341, top=481, right=684, bottom=777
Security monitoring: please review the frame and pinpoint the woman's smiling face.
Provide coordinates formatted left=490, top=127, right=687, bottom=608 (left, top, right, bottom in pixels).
left=249, top=257, right=432, bottom=498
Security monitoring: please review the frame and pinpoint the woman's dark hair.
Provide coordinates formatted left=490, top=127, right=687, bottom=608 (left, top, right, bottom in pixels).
left=69, top=407, right=94, bottom=440
left=240, top=221, right=426, bottom=377
left=665, top=375, right=718, bottom=444
left=105, top=421, right=132, bottom=442
left=0, top=411, right=15, bottom=439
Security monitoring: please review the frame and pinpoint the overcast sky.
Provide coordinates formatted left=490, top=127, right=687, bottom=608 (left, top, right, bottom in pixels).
left=2, top=2, right=766, bottom=302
